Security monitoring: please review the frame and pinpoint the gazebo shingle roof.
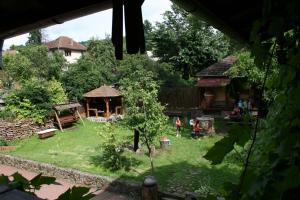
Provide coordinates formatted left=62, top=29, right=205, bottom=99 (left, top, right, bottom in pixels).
left=83, top=85, right=121, bottom=98
left=196, top=56, right=237, bottom=77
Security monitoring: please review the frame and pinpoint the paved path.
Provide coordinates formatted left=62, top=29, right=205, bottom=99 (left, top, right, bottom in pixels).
left=0, top=165, right=130, bottom=200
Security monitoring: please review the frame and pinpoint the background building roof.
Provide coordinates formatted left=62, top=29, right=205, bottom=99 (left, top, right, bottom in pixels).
left=46, top=36, right=87, bottom=51
left=196, top=56, right=236, bottom=77
left=83, top=85, right=121, bottom=98
left=196, top=77, right=231, bottom=87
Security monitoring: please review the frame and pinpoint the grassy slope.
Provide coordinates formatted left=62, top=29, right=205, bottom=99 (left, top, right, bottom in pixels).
left=6, top=120, right=241, bottom=195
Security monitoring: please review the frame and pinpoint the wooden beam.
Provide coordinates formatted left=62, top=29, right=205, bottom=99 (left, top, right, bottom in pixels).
left=105, top=97, right=110, bottom=117
left=54, top=111, right=63, bottom=132
left=76, top=109, right=85, bottom=126
left=86, top=99, right=90, bottom=117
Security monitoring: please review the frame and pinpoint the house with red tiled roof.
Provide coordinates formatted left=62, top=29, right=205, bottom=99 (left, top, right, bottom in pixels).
left=46, top=36, right=86, bottom=64
left=196, top=56, right=237, bottom=111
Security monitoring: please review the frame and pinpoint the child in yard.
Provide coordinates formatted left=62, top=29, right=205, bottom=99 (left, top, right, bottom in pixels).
left=175, top=117, right=182, bottom=137
left=193, top=120, right=201, bottom=137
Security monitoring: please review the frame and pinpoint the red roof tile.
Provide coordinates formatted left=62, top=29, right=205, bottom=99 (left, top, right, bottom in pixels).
left=196, top=56, right=237, bottom=77
left=46, top=36, right=87, bottom=51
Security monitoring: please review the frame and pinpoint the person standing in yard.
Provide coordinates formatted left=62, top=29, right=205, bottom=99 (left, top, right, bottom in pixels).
left=193, top=120, right=201, bottom=138
left=176, top=117, right=182, bottom=137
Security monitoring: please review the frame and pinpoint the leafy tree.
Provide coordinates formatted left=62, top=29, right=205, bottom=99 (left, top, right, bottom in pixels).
left=61, top=39, right=116, bottom=101
left=3, top=45, right=65, bottom=82
left=204, top=0, right=300, bottom=199
left=3, top=54, right=32, bottom=81
left=225, top=50, right=278, bottom=102
left=6, top=78, right=67, bottom=123
left=26, top=30, right=42, bottom=45
left=117, top=54, right=192, bottom=87
left=120, top=67, right=167, bottom=173
left=150, top=4, right=232, bottom=79
left=144, top=20, right=154, bottom=51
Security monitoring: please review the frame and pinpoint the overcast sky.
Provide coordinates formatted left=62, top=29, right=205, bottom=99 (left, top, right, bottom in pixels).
left=3, top=0, right=172, bottom=50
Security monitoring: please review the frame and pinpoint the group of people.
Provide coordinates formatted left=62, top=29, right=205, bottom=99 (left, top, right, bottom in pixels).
left=175, top=117, right=205, bottom=138
left=229, top=98, right=253, bottom=121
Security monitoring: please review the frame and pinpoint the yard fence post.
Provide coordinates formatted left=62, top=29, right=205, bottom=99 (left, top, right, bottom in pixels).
left=142, top=176, right=158, bottom=200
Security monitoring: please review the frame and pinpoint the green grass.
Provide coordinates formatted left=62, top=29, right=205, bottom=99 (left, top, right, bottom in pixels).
left=5, top=120, right=242, bottom=195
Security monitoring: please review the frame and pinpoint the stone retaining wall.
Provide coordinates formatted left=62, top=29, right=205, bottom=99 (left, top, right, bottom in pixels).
left=0, top=154, right=141, bottom=198
left=0, top=120, right=53, bottom=141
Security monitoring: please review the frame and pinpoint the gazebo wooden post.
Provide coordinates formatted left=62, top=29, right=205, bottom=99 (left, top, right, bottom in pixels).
left=54, top=111, right=63, bottom=132
left=86, top=98, right=90, bottom=117
left=105, top=97, right=110, bottom=118
left=121, top=97, right=123, bottom=114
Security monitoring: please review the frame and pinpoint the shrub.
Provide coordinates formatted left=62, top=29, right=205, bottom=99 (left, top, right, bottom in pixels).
left=0, top=109, right=15, bottom=120
left=98, top=123, right=127, bottom=171
left=46, top=79, right=68, bottom=105
left=0, top=139, right=7, bottom=146
left=6, top=79, right=68, bottom=124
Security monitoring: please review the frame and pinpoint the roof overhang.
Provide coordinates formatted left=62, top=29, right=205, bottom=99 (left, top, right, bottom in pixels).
left=0, top=0, right=112, bottom=39
left=197, top=77, right=231, bottom=87
left=172, top=0, right=262, bottom=42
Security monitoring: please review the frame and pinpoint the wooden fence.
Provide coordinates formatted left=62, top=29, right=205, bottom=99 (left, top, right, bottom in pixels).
left=158, top=87, right=202, bottom=109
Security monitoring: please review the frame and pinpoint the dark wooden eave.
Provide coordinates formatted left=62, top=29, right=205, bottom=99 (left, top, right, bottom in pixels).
left=0, top=0, right=263, bottom=42
left=173, top=0, right=262, bottom=42
left=0, top=0, right=112, bottom=39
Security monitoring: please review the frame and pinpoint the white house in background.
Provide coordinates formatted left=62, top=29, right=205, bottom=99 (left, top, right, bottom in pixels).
left=46, top=36, right=86, bottom=64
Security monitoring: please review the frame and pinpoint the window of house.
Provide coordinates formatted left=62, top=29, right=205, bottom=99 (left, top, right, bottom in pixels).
left=65, top=50, right=71, bottom=56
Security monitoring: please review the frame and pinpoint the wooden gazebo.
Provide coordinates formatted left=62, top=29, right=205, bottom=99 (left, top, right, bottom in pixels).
left=83, top=85, right=123, bottom=118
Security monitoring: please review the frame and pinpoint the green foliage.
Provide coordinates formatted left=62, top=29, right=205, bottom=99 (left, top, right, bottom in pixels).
left=204, top=0, right=300, bottom=199
left=26, top=30, right=42, bottom=45
left=57, top=186, right=95, bottom=200
left=120, top=67, right=168, bottom=172
left=46, top=79, right=68, bottom=105
left=0, top=139, right=7, bottom=146
left=225, top=50, right=278, bottom=101
left=61, top=39, right=116, bottom=100
left=149, top=4, right=232, bottom=79
left=0, top=108, right=15, bottom=120
left=118, top=54, right=192, bottom=87
left=3, top=44, right=65, bottom=81
left=0, top=172, right=94, bottom=199
left=6, top=79, right=67, bottom=123
left=204, top=122, right=251, bottom=165
left=3, top=54, right=32, bottom=81
left=98, top=123, right=128, bottom=171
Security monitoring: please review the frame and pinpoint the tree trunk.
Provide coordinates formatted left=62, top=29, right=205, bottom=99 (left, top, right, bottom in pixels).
left=133, top=129, right=140, bottom=151
left=182, top=64, right=190, bottom=80
left=145, top=138, right=154, bottom=174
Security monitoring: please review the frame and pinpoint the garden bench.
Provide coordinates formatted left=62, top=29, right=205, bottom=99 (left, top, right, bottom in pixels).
left=37, top=128, right=57, bottom=139
left=58, top=115, right=77, bottom=126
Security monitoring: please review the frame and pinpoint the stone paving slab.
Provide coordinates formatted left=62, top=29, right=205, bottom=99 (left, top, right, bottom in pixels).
left=0, top=164, right=131, bottom=200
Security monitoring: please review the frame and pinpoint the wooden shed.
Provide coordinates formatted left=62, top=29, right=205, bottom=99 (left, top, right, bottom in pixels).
left=83, top=85, right=123, bottom=118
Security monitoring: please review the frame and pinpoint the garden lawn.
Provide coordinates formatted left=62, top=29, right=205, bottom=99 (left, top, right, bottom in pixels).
left=6, top=120, right=242, bottom=196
